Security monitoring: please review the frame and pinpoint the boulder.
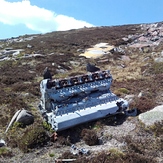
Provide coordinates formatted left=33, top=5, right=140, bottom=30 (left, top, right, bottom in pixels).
left=138, top=105, right=163, bottom=127
left=5, top=109, right=34, bottom=133
left=16, top=109, right=34, bottom=125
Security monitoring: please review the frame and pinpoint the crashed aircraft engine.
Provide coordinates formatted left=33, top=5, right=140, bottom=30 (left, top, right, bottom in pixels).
left=38, top=70, right=129, bottom=131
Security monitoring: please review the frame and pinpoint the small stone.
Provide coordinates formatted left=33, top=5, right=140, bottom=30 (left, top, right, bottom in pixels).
left=0, top=139, right=6, bottom=147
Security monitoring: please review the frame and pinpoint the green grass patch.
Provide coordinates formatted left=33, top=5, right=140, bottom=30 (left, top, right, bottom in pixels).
left=114, top=87, right=129, bottom=96
left=150, top=62, right=163, bottom=74
left=0, top=147, right=12, bottom=157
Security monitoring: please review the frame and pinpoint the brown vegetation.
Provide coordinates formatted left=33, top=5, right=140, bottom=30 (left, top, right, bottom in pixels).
left=0, top=24, right=162, bottom=162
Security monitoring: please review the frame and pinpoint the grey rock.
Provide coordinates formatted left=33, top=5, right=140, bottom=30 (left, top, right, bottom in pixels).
left=77, top=49, right=84, bottom=53
left=56, top=69, right=67, bottom=74
left=138, top=91, right=143, bottom=98
left=22, top=54, right=44, bottom=58
left=70, top=61, right=81, bottom=66
left=70, top=144, right=90, bottom=155
left=43, top=67, right=52, bottom=79
left=160, top=50, right=163, bottom=57
left=27, top=44, right=33, bottom=48
left=122, top=37, right=129, bottom=41
left=16, top=110, right=34, bottom=125
left=0, top=55, right=7, bottom=59
left=5, top=47, right=13, bottom=51
left=5, top=109, right=34, bottom=133
left=138, top=105, right=163, bottom=127
left=125, top=108, right=138, bottom=117
left=124, top=94, right=135, bottom=104
left=86, top=62, right=100, bottom=72
left=154, top=57, right=163, bottom=63
left=0, top=139, right=6, bottom=147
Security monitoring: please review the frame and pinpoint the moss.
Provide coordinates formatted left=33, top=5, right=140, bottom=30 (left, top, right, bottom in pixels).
left=108, top=148, right=125, bottom=159
left=114, top=87, right=129, bottom=96
left=49, top=153, right=55, bottom=157
left=12, top=121, right=24, bottom=128
left=92, top=121, right=103, bottom=130
left=16, top=52, right=25, bottom=58
left=149, top=120, right=163, bottom=136
left=43, top=121, right=55, bottom=133
left=151, top=62, right=163, bottom=74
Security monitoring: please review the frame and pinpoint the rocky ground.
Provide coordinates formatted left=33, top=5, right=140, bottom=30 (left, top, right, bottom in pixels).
left=0, top=22, right=163, bottom=163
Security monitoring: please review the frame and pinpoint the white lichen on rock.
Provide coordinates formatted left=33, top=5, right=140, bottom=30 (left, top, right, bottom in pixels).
left=138, top=105, right=163, bottom=127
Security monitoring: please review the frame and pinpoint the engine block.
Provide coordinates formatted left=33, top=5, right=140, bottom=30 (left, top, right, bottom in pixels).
left=39, top=70, right=129, bottom=131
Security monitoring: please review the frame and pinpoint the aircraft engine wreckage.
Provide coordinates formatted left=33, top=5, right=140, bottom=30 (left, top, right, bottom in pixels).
left=38, top=70, right=129, bottom=131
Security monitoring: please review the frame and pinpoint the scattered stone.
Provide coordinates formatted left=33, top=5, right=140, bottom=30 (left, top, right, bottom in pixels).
left=161, top=50, right=163, bottom=57
left=124, top=94, right=135, bottom=104
left=154, top=51, right=163, bottom=62
left=55, top=158, right=76, bottom=162
left=113, top=47, right=125, bottom=54
left=128, top=23, right=163, bottom=50
left=121, top=55, right=130, bottom=62
left=70, top=144, right=90, bottom=155
left=154, top=57, right=163, bottom=63
left=0, top=49, right=24, bottom=62
left=0, top=45, right=3, bottom=49
left=5, top=47, right=13, bottom=51
left=56, top=69, right=67, bottom=74
left=138, top=91, right=143, bottom=98
left=77, top=48, right=84, bottom=53
left=122, top=37, right=129, bottom=41
left=97, top=58, right=109, bottom=63
left=0, top=139, right=6, bottom=147
left=86, top=62, right=100, bottom=72
left=120, top=64, right=125, bottom=68
left=69, top=61, right=81, bottom=66
left=23, top=54, right=44, bottom=58
left=27, top=44, right=33, bottom=48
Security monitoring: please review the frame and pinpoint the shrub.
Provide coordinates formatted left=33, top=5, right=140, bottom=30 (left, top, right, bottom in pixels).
left=57, top=136, right=71, bottom=146
left=91, top=151, right=111, bottom=163
left=150, top=62, right=163, bottom=74
left=124, top=134, right=160, bottom=162
left=149, top=120, right=163, bottom=136
left=59, top=151, right=77, bottom=159
left=108, top=148, right=125, bottom=159
left=124, top=153, right=156, bottom=163
left=81, top=129, right=99, bottom=146
left=129, top=96, right=156, bottom=113
left=6, top=123, right=49, bottom=153
left=18, top=124, right=49, bottom=152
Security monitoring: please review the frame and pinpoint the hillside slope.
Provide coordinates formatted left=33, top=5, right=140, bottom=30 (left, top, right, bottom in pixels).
left=0, top=22, right=163, bottom=163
